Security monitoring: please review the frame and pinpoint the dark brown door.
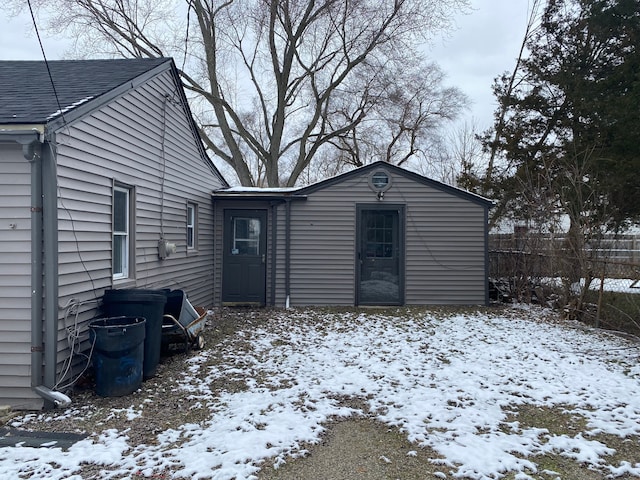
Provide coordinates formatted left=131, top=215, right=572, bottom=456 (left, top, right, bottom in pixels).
left=222, top=210, right=267, bottom=306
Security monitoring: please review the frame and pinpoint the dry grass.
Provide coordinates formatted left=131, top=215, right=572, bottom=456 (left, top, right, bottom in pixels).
left=256, top=400, right=640, bottom=480
left=7, top=306, right=640, bottom=479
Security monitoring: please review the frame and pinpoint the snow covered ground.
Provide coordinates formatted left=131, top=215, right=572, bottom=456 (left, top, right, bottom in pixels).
left=590, top=278, right=640, bottom=294
left=3, top=306, right=640, bottom=479
left=537, top=277, right=640, bottom=295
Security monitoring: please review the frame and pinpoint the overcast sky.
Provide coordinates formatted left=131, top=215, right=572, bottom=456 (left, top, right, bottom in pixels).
left=0, top=1, right=532, bottom=132
left=429, top=1, right=533, bottom=131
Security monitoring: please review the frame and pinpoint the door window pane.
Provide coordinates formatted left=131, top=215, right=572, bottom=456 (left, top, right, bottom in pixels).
left=365, top=212, right=394, bottom=258
left=233, top=217, right=260, bottom=255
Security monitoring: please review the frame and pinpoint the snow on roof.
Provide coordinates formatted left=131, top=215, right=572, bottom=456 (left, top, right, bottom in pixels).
left=220, top=186, right=301, bottom=193
left=45, top=96, right=94, bottom=121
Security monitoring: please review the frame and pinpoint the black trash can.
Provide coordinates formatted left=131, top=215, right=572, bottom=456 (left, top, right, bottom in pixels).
left=89, top=316, right=146, bottom=397
left=102, top=289, right=167, bottom=379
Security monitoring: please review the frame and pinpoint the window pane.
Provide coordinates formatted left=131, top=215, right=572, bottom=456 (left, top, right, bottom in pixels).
left=187, top=205, right=195, bottom=226
left=364, top=212, right=394, bottom=258
left=114, top=189, right=127, bottom=233
left=113, top=235, right=124, bottom=275
left=113, top=187, right=130, bottom=279
left=187, top=204, right=195, bottom=248
left=371, top=172, right=389, bottom=189
left=187, top=227, right=194, bottom=249
left=233, top=217, right=261, bottom=255
left=234, top=239, right=259, bottom=255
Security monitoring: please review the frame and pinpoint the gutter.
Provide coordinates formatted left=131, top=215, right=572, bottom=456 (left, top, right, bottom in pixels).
left=6, top=130, right=71, bottom=408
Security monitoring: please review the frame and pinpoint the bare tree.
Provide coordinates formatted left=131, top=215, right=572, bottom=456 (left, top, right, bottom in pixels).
left=22, top=0, right=469, bottom=186
left=327, top=60, right=467, bottom=172
left=440, top=118, right=483, bottom=186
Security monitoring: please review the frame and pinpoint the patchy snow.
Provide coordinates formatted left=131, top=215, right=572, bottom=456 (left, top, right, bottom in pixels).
left=217, top=186, right=300, bottom=193
left=2, top=307, right=640, bottom=479
left=590, top=278, right=640, bottom=294
left=541, top=277, right=640, bottom=294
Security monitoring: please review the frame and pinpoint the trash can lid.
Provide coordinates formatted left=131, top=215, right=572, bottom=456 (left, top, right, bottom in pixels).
left=103, top=289, right=167, bottom=304
left=89, top=316, right=146, bottom=329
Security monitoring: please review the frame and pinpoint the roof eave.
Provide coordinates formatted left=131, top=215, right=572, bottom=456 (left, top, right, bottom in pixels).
left=45, top=60, right=175, bottom=133
left=297, top=161, right=495, bottom=209
left=0, top=128, right=43, bottom=145
left=211, top=191, right=307, bottom=201
left=166, top=61, right=229, bottom=188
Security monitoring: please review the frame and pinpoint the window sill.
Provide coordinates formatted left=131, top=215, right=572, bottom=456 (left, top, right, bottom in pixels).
left=112, top=278, right=137, bottom=288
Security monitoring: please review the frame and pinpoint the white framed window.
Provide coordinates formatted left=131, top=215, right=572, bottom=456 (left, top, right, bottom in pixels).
left=187, top=202, right=197, bottom=250
left=113, top=185, right=132, bottom=279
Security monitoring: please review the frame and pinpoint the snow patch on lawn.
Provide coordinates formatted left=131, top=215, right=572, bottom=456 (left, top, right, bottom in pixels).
left=2, top=307, right=640, bottom=479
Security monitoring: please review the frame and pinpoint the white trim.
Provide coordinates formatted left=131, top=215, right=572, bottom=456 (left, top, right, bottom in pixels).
left=187, top=202, right=197, bottom=250
left=113, top=185, right=131, bottom=279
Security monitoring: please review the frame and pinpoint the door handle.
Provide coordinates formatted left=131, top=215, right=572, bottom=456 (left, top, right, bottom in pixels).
left=262, top=254, right=265, bottom=264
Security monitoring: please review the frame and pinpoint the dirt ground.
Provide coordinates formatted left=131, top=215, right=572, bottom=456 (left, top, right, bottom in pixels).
left=257, top=416, right=444, bottom=480
left=5, top=307, right=640, bottom=480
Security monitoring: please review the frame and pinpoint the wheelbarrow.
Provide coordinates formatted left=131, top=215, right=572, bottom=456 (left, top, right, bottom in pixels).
left=161, top=290, right=206, bottom=353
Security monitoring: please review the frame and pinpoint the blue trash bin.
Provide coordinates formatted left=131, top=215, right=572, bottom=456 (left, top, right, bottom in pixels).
left=89, top=316, right=146, bottom=397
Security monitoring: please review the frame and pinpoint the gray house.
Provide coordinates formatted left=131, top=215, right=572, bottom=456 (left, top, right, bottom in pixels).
left=0, top=58, right=227, bottom=409
left=212, top=162, right=492, bottom=307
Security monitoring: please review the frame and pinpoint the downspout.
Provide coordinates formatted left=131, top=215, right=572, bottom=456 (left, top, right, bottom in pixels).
left=285, top=198, right=291, bottom=308
left=26, top=139, right=44, bottom=396
left=36, top=135, right=71, bottom=408
left=484, top=205, right=490, bottom=307
left=269, top=201, right=278, bottom=307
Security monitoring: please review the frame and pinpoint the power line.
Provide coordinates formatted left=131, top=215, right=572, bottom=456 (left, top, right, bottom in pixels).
left=27, top=0, right=64, bottom=122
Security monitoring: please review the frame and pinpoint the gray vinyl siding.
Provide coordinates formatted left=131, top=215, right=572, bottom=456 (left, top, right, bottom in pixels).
left=400, top=181, right=487, bottom=305
left=52, top=69, right=223, bottom=385
left=273, top=203, right=288, bottom=305
left=279, top=169, right=487, bottom=306
left=0, top=144, right=42, bottom=409
left=286, top=195, right=357, bottom=306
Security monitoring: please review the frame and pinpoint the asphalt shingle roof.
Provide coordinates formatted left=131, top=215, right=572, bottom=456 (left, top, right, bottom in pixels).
left=0, top=58, right=169, bottom=124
